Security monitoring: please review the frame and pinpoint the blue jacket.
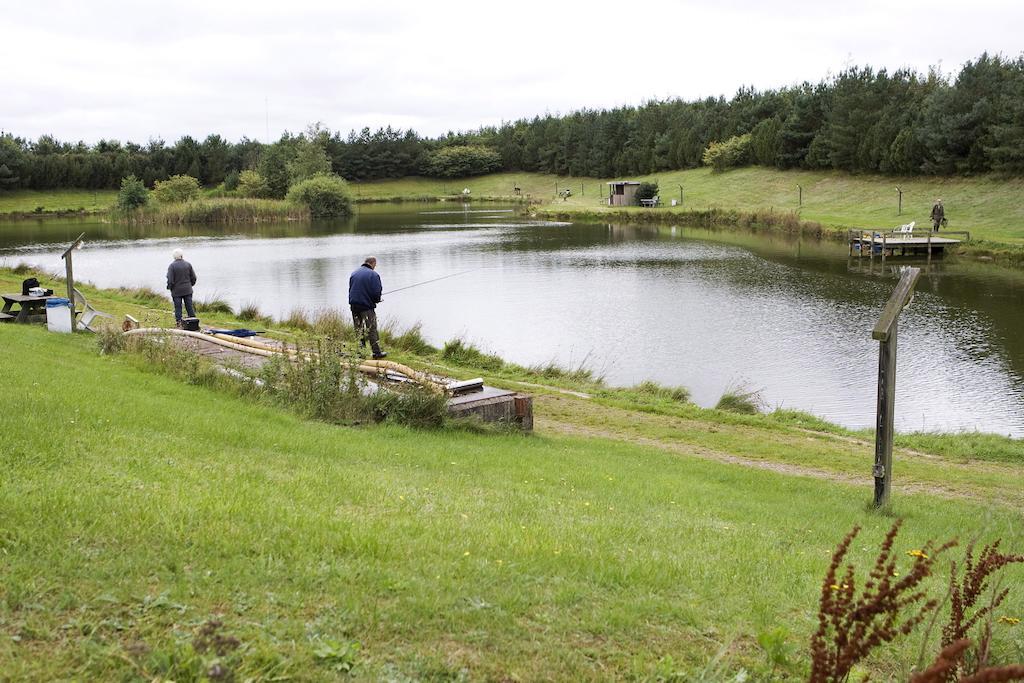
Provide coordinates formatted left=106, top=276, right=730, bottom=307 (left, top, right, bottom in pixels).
left=348, top=264, right=382, bottom=310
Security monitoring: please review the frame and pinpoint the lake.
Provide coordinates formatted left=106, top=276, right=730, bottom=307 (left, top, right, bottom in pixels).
left=2, top=203, right=1023, bottom=436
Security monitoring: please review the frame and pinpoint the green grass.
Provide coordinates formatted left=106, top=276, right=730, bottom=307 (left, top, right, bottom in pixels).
left=0, top=189, right=117, bottom=214
left=349, top=169, right=1024, bottom=248
left=2, top=323, right=1024, bottom=681
left=5, top=168, right=1024, bottom=250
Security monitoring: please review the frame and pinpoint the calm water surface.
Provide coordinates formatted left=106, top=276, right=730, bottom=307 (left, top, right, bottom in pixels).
left=3, top=204, right=1023, bottom=436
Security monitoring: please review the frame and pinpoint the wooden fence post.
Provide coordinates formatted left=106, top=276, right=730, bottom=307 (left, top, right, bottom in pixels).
left=871, top=267, right=921, bottom=508
left=61, top=233, right=86, bottom=333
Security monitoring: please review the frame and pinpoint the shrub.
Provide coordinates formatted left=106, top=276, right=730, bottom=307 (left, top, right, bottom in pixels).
left=702, top=134, right=753, bottom=172
left=117, top=175, right=149, bottom=210
left=635, top=182, right=659, bottom=203
left=237, top=170, right=270, bottom=199
left=423, top=145, right=502, bottom=178
left=153, top=174, right=201, bottom=203
left=286, top=174, right=353, bottom=218
left=222, top=170, right=240, bottom=192
left=715, top=382, right=764, bottom=414
left=368, top=385, right=449, bottom=429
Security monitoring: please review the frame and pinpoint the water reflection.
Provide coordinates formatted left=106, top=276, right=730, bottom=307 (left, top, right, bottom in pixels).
left=1, top=204, right=1021, bottom=436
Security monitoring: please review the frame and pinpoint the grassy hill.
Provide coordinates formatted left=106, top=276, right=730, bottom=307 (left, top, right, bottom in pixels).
left=3, top=168, right=1023, bottom=248
left=353, top=168, right=1024, bottom=246
left=2, top=270, right=1024, bottom=679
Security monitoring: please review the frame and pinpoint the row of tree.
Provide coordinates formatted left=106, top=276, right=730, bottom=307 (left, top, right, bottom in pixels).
left=1, top=52, right=1022, bottom=192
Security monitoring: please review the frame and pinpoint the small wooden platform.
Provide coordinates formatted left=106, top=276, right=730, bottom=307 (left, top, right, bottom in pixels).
left=849, top=230, right=969, bottom=260
left=165, top=332, right=533, bottom=431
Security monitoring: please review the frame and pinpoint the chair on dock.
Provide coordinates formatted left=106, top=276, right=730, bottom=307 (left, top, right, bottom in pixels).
left=72, top=288, right=114, bottom=332
left=896, top=221, right=915, bottom=234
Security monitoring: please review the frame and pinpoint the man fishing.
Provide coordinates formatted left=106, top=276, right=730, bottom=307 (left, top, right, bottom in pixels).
left=348, top=256, right=386, bottom=359
left=166, top=248, right=197, bottom=327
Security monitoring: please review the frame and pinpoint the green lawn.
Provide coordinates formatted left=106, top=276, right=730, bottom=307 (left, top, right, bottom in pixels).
left=0, top=189, right=117, bottom=214
left=3, top=168, right=1023, bottom=247
left=352, top=169, right=1024, bottom=246
left=2, top=320, right=1023, bottom=680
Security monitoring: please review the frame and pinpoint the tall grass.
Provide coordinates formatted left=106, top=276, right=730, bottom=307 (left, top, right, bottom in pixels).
left=716, top=382, right=765, bottom=414
left=194, top=297, right=233, bottom=315
left=632, top=380, right=691, bottom=403
left=237, top=302, right=272, bottom=326
left=117, top=198, right=310, bottom=224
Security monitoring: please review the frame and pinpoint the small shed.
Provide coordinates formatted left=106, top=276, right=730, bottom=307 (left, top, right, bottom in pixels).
left=607, top=181, right=640, bottom=207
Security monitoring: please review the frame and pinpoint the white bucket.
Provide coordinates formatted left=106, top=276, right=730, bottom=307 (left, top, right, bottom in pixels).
left=46, top=298, right=73, bottom=333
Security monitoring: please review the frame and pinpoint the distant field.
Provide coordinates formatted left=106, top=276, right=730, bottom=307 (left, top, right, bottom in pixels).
left=353, top=168, right=1024, bottom=246
left=0, top=189, right=117, bottom=214
left=3, top=167, right=1023, bottom=246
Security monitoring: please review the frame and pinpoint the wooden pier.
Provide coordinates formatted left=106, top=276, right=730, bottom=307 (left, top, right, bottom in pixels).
left=849, top=228, right=969, bottom=264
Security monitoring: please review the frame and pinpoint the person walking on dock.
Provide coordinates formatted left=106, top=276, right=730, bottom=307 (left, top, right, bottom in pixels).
left=930, top=198, right=945, bottom=232
left=348, top=256, right=387, bottom=359
left=166, top=248, right=197, bottom=327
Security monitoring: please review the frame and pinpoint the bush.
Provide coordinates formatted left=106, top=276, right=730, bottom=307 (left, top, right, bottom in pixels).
left=715, top=382, right=764, bottom=414
left=237, top=170, right=270, bottom=198
left=222, top=170, right=240, bottom=192
left=702, top=134, right=753, bottom=172
left=117, top=175, right=149, bottom=210
left=286, top=174, right=353, bottom=218
left=635, top=182, right=659, bottom=203
left=153, top=174, right=201, bottom=203
left=423, top=145, right=502, bottom=178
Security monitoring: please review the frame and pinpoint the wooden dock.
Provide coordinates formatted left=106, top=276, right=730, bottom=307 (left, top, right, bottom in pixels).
left=849, top=229, right=969, bottom=263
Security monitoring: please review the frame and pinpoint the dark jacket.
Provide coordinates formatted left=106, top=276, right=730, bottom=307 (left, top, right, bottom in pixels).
left=931, top=203, right=945, bottom=222
left=348, top=264, right=382, bottom=310
left=166, top=259, right=197, bottom=297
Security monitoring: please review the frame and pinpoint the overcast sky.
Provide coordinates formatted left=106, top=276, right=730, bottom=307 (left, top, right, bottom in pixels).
left=2, top=0, right=1022, bottom=144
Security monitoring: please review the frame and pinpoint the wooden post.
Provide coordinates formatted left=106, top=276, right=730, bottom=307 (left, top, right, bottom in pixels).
left=61, top=232, right=86, bottom=333
left=869, top=232, right=875, bottom=265
left=896, top=186, right=903, bottom=215
left=927, top=231, right=932, bottom=266
left=798, top=184, right=802, bottom=206
left=871, top=267, right=921, bottom=508
left=581, top=182, right=584, bottom=197
left=881, top=234, right=887, bottom=266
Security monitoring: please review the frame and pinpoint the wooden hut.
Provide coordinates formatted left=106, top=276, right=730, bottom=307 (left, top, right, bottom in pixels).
left=607, top=181, right=640, bottom=207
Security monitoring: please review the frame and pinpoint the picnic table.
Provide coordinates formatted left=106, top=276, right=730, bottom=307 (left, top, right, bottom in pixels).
left=639, top=197, right=660, bottom=208
left=1, top=293, right=56, bottom=324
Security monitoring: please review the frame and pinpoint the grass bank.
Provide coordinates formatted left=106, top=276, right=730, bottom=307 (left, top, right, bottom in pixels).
left=2, top=267, right=1024, bottom=679
left=117, top=197, right=310, bottom=224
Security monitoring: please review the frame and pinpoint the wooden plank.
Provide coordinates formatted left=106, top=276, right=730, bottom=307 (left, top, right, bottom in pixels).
left=873, top=325, right=897, bottom=507
left=872, top=267, right=921, bottom=342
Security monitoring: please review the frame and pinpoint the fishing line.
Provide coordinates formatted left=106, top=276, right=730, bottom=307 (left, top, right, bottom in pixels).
left=382, top=268, right=479, bottom=296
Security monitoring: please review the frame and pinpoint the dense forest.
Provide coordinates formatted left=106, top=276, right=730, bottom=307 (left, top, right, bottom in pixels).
left=1, top=53, right=1022, bottom=193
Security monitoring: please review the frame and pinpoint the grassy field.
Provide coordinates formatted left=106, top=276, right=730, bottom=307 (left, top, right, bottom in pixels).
left=0, top=189, right=118, bottom=214
left=3, top=168, right=1023, bottom=248
left=2, top=269, right=1024, bottom=680
left=352, top=169, right=1024, bottom=247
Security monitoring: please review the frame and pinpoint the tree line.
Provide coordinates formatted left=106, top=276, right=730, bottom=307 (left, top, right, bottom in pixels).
left=1, top=52, right=1022, bottom=193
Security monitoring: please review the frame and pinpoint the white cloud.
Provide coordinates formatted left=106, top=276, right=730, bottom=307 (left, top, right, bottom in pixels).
left=2, top=0, right=1021, bottom=143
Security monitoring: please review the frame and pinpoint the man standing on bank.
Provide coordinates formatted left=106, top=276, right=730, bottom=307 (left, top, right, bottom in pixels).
left=166, top=248, right=197, bottom=327
left=930, top=198, right=945, bottom=232
left=348, top=256, right=387, bottom=359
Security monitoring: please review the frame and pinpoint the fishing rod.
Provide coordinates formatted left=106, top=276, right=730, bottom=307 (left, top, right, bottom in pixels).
left=383, top=268, right=479, bottom=296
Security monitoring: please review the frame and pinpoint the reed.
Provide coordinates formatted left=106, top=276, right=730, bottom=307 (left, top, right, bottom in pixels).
left=117, top=198, right=310, bottom=224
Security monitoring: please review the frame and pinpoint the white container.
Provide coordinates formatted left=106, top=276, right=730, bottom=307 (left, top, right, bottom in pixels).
left=671, top=199, right=678, bottom=207
left=46, top=298, right=73, bottom=333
